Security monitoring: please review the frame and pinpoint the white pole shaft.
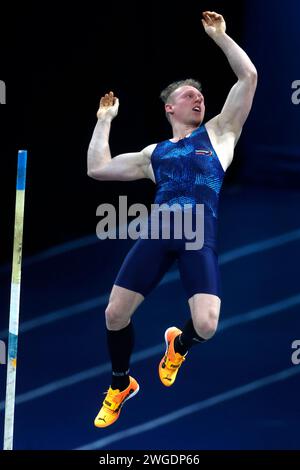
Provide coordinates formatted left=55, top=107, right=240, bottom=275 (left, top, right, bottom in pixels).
left=3, top=150, right=27, bottom=450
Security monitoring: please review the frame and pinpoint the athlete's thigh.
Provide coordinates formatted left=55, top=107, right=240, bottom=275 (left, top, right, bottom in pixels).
left=114, top=237, right=175, bottom=297
left=177, top=245, right=221, bottom=300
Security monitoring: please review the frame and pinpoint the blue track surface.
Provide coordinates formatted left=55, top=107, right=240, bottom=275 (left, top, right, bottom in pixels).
left=1, top=185, right=300, bottom=450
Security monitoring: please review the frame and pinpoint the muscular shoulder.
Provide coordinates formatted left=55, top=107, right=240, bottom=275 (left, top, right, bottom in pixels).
left=141, top=143, right=157, bottom=183
left=204, top=117, right=238, bottom=172
left=142, top=143, right=157, bottom=160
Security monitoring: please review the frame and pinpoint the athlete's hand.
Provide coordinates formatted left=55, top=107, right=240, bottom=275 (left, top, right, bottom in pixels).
left=201, top=11, right=226, bottom=38
left=97, top=91, right=119, bottom=121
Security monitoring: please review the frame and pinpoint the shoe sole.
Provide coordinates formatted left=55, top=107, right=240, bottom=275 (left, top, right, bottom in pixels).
left=164, top=326, right=179, bottom=354
left=159, top=326, right=180, bottom=387
left=121, top=381, right=140, bottom=409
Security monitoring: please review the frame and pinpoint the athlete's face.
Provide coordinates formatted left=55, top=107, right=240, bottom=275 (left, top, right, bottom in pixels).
left=166, top=86, right=205, bottom=125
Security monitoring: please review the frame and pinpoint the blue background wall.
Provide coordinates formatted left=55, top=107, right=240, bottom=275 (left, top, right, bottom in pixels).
left=240, top=0, right=300, bottom=188
left=0, top=0, right=300, bottom=451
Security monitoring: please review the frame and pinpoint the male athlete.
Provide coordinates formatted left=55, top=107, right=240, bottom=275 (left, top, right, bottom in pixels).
left=87, top=11, right=257, bottom=428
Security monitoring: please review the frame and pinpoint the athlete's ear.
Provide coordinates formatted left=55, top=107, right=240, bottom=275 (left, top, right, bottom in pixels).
left=165, top=103, right=174, bottom=117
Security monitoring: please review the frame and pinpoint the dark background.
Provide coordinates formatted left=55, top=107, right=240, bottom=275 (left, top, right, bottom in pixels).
left=0, top=0, right=246, bottom=263
left=1, top=0, right=300, bottom=452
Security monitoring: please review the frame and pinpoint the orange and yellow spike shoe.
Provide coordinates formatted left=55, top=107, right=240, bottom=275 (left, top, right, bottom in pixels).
left=159, top=326, right=187, bottom=387
left=94, top=376, right=139, bottom=428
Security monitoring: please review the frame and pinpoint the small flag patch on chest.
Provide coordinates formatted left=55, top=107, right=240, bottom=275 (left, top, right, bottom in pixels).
left=195, top=149, right=213, bottom=156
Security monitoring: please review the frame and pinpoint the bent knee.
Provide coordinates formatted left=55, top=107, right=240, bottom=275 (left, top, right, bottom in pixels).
left=194, top=308, right=219, bottom=340
left=105, top=302, right=130, bottom=330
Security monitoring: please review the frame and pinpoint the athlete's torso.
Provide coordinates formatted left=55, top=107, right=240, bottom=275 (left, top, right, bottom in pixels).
left=150, top=124, right=226, bottom=219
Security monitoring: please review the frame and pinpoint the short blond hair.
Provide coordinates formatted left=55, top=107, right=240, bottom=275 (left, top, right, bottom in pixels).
left=160, top=78, right=202, bottom=123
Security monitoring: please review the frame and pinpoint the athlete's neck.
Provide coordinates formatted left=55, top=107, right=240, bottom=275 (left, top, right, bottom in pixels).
left=170, top=123, right=200, bottom=142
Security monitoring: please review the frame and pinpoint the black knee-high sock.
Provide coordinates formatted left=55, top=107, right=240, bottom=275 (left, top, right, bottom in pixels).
left=106, top=322, right=134, bottom=391
left=174, top=318, right=206, bottom=356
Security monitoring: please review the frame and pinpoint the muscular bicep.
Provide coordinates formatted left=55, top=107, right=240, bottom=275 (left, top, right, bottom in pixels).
left=217, top=75, right=257, bottom=138
left=89, top=150, right=150, bottom=182
left=99, top=152, right=147, bottom=181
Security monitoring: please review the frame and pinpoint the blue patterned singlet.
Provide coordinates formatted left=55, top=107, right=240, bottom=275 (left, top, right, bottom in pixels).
left=114, top=124, right=225, bottom=300
left=151, top=124, right=225, bottom=219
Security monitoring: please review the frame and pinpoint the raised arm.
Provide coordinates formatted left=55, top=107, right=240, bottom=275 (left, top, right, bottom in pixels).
left=202, top=11, right=257, bottom=141
left=87, top=91, right=155, bottom=181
